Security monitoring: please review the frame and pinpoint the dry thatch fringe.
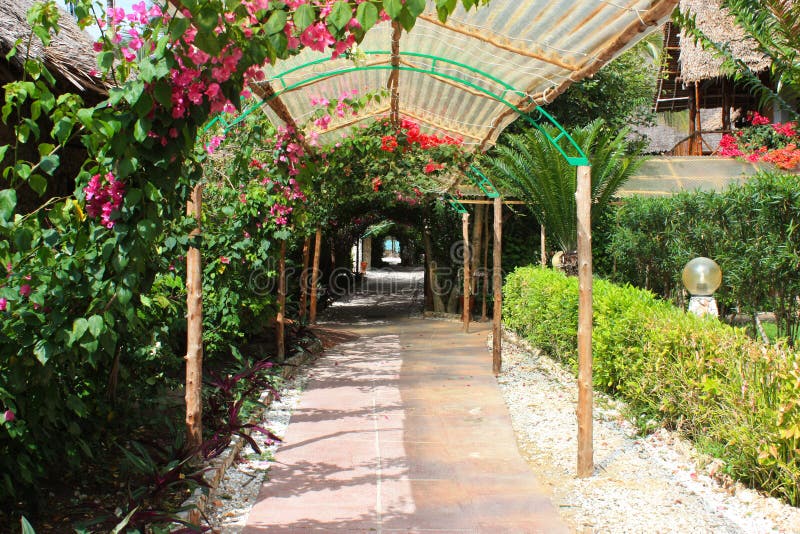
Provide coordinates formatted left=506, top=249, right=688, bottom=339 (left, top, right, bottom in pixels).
left=679, top=0, right=770, bottom=83
left=0, top=0, right=107, bottom=96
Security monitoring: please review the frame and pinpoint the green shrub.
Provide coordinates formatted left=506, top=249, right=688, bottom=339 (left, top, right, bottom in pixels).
left=503, top=266, right=800, bottom=505
left=600, top=171, right=800, bottom=345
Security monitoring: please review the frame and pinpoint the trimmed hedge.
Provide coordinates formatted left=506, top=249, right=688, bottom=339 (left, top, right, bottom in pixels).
left=504, top=266, right=800, bottom=505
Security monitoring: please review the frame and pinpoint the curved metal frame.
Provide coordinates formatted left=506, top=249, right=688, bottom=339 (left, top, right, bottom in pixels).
left=205, top=51, right=589, bottom=166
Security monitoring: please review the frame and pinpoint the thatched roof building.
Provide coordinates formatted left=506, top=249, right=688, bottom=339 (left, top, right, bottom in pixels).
left=651, top=0, right=772, bottom=155
left=654, top=0, right=769, bottom=114
left=0, top=0, right=106, bottom=100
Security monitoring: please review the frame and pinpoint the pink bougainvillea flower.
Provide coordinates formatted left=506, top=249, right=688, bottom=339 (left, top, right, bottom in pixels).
left=19, top=284, right=31, bottom=298
left=300, top=22, right=335, bottom=52
left=219, top=256, right=230, bottom=264
left=3, top=410, right=14, bottom=422
left=0, top=297, right=7, bottom=312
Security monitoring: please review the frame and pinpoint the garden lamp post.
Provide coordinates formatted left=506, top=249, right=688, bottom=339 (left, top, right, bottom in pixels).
left=682, top=257, right=722, bottom=317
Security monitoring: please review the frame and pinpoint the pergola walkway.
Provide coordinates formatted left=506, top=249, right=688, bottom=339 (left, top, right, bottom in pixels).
left=243, top=268, right=566, bottom=533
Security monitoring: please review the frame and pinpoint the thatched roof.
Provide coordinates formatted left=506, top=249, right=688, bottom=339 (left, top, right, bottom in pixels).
left=0, top=0, right=106, bottom=97
left=678, top=0, right=770, bottom=83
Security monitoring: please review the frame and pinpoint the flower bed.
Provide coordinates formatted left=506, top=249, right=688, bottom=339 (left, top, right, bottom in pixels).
left=719, top=112, right=800, bottom=170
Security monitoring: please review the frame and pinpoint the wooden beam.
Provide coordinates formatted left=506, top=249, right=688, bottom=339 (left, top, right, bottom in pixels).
left=462, top=212, right=471, bottom=333
left=576, top=165, right=593, bottom=478
left=310, top=227, right=322, bottom=324
left=492, top=196, right=503, bottom=375
left=481, top=205, right=489, bottom=322
left=276, top=239, right=287, bottom=362
left=185, top=183, right=204, bottom=452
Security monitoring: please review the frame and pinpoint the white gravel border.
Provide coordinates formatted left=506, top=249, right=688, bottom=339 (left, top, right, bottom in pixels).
left=497, top=329, right=800, bottom=534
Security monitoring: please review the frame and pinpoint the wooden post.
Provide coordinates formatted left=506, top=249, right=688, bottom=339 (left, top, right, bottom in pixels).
left=309, top=227, right=322, bottom=324
left=576, top=165, right=594, bottom=478
left=185, top=183, right=204, bottom=452
left=299, top=236, right=310, bottom=321
left=481, top=205, right=489, bottom=322
left=492, top=196, right=502, bottom=375
left=461, top=212, right=471, bottom=332
left=540, top=224, right=547, bottom=267
left=276, top=239, right=287, bottom=363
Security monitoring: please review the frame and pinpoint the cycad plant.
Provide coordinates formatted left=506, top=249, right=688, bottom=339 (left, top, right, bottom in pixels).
left=483, top=118, right=645, bottom=273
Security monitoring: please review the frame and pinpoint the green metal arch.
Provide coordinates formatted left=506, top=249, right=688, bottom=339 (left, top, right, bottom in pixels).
left=205, top=51, right=589, bottom=167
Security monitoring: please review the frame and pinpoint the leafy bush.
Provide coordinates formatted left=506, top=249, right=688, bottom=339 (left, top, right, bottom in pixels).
left=504, top=266, right=800, bottom=505
left=600, top=171, right=800, bottom=345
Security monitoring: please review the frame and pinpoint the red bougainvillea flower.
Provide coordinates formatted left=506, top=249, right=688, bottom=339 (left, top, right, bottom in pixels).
left=381, top=135, right=398, bottom=152
left=372, top=177, right=382, bottom=191
left=19, top=284, right=31, bottom=298
left=772, top=122, right=798, bottom=138
left=749, top=111, right=771, bottom=126
left=3, top=410, right=14, bottom=422
left=219, top=256, right=230, bottom=264
left=424, top=161, right=445, bottom=173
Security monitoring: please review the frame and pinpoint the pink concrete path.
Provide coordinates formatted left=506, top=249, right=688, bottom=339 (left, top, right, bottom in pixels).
left=243, top=318, right=566, bottom=533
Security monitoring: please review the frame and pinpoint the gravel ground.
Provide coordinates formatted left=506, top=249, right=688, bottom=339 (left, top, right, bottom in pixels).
left=497, top=330, right=800, bottom=534
left=203, top=369, right=311, bottom=533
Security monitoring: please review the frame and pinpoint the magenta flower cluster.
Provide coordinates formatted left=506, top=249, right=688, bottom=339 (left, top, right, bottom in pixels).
left=84, top=172, right=125, bottom=229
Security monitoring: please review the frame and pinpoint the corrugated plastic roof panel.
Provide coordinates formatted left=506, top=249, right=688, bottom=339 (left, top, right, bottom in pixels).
left=259, top=0, right=678, bottom=152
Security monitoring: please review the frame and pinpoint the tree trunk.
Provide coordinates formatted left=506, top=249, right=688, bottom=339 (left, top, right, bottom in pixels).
left=299, top=236, right=310, bottom=321
left=462, top=212, right=471, bottom=332
left=310, top=227, right=322, bottom=324
left=481, top=205, right=489, bottom=322
left=576, top=165, right=594, bottom=478
left=276, top=239, right=287, bottom=363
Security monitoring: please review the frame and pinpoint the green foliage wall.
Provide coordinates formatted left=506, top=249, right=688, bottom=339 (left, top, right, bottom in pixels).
left=599, top=171, right=800, bottom=344
left=504, top=266, right=800, bottom=505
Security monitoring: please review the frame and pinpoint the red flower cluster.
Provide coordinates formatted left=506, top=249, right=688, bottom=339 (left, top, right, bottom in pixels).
left=381, top=135, right=398, bottom=152
left=424, top=161, right=445, bottom=173
left=761, top=143, right=800, bottom=170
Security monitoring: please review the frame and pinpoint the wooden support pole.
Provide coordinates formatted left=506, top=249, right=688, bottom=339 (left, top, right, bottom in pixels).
left=309, top=227, right=322, bottom=324
left=299, top=236, right=310, bottom=321
left=492, top=196, right=502, bottom=375
left=481, top=204, right=489, bottom=322
left=185, top=183, right=204, bottom=452
left=540, top=224, right=547, bottom=267
left=576, top=165, right=594, bottom=478
left=276, top=239, right=287, bottom=363
left=461, top=212, right=471, bottom=332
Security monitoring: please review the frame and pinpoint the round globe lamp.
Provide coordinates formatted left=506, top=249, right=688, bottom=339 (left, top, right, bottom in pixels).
left=682, top=257, right=722, bottom=317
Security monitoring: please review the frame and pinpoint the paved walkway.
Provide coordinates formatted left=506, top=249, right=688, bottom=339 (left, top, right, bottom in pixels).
left=243, top=268, right=566, bottom=533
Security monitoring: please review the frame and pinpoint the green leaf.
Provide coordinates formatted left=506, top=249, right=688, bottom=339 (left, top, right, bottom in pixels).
left=405, top=0, right=426, bottom=18
left=133, top=118, right=150, bottom=143
left=398, top=7, right=416, bottom=31
left=87, top=315, right=104, bottom=338
left=328, top=2, right=352, bottom=31
left=117, top=286, right=132, bottom=305
left=98, top=51, right=114, bottom=71
left=0, top=144, right=7, bottom=165
left=33, top=340, right=56, bottom=365
left=152, top=80, right=172, bottom=108
left=196, top=5, right=219, bottom=32
left=265, top=9, right=288, bottom=35
left=136, top=218, right=157, bottom=241
left=0, top=189, right=17, bottom=221
left=72, top=318, right=89, bottom=343
left=384, top=0, right=403, bottom=18
left=28, top=173, right=47, bottom=196
left=294, top=3, right=315, bottom=32
left=51, top=117, right=73, bottom=144
left=170, top=17, right=191, bottom=41
left=14, top=227, right=33, bottom=251
left=356, top=2, right=379, bottom=32
left=21, top=516, right=36, bottom=534
left=38, top=154, right=59, bottom=176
